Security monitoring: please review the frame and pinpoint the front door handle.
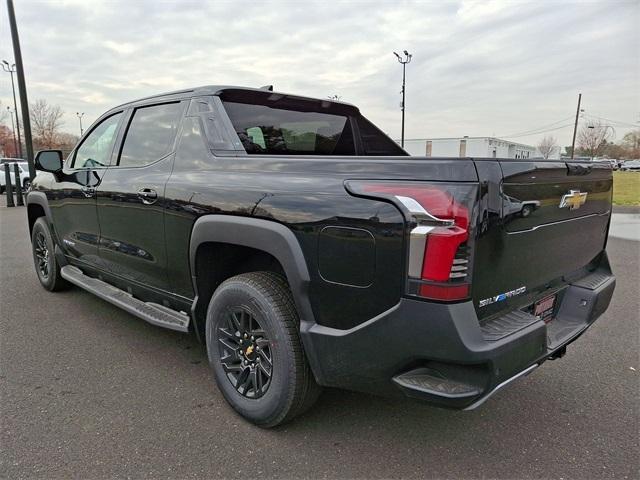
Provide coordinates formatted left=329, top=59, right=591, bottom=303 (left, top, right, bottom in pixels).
left=81, top=186, right=96, bottom=198
left=137, top=188, right=158, bottom=204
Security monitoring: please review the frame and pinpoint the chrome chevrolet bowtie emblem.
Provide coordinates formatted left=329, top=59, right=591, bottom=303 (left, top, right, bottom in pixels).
left=559, top=190, right=588, bottom=210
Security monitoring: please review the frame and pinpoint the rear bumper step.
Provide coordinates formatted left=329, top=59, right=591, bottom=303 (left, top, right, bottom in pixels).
left=480, top=310, right=539, bottom=342
left=61, top=265, right=190, bottom=332
left=392, top=368, right=481, bottom=400
left=463, top=364, right=539, bottom=410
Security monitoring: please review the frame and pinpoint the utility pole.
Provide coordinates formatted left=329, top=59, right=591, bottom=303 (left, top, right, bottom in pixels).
left=6, top=0, right=35, bottom=180
left=1, top=60, right=22, bottom=158
left=76, top=112, right=85, bottom=135
left=570, top=93, right=582, bottom=159
left=6, top=107, right=18, bottom=155
left=393, top=50, right=412, bottom=148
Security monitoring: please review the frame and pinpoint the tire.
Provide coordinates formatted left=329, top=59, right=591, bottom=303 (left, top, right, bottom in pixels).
left=23, top=178, right=31, bottom=191
left=31, top=217, right=69, bottom=291
left=206, top=271, right=321, bottom=427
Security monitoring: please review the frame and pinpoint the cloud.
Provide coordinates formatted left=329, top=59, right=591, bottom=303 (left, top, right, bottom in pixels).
left=103, top=41, right=137, bottom=55
left=1, top=0, right=638, bottom=148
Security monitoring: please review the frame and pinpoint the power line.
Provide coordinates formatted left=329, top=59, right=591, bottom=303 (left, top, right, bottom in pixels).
left=496, top=115, right=574, bottom=138
left=501, top=123, right=574, bottom=139
left=582, top=113, right=637, bottom=128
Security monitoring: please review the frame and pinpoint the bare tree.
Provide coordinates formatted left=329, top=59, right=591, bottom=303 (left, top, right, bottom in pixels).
left=0, top=124, right=18, bottom=157
left=537, top=135, right=557, bottom=159
left=0, top=100, right=8, bottom=124
left=56, top=132, right=80, bottom=156
left=621, top=129, right=640, bottom=158
left=577, top=120, right=614, bottom=159
left=30, top=99, right=65, bottom=149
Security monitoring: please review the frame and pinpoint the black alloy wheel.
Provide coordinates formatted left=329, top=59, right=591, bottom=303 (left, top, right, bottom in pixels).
left=34, top=231, right=50, bottom=280
left=31, top=217, right=69, bottom=291
left=218, top=307, right=273, bottom=399
left=206, top=272, right=321, bottom=427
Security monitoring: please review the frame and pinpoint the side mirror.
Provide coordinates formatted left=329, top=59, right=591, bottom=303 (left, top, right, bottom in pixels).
left=35, top=150, right=63, bottom=173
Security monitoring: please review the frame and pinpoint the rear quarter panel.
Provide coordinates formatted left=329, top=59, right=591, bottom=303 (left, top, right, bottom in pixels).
left=166, top=127, right=477, bottom=329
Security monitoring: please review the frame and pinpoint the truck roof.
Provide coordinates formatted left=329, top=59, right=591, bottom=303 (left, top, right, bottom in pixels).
left=111, top=85, right=358, bottom=111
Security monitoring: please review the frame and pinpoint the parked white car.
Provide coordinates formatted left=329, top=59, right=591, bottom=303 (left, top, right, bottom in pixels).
left=620, top=160, right=640, bottom=172
left=607, top=159, right=620, bottom=170
left=0, top=161, right=31, bottom=192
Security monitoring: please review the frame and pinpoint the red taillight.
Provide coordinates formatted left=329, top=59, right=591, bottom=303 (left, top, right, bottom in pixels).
left=422, top=226, right=467, bottom=282
left=346, top=181, right=476, bottom=301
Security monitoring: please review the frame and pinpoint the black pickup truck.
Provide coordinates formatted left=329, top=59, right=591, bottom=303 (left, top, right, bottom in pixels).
left=26, top=86, right=616, bottom=427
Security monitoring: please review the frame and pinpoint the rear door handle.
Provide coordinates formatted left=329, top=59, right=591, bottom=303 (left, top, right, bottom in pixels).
left=81, top=186, right=96, bottom=198
left=137, top=188, right=158, bottom=204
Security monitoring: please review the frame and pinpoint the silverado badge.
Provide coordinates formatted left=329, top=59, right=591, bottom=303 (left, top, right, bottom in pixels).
left=479, top=286, right=527, bottom=308
left=559, top=190, right=588, bottom=210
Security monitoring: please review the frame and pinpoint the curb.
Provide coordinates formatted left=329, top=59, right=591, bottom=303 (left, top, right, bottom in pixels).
left=612, top=205, right=640, bottom=214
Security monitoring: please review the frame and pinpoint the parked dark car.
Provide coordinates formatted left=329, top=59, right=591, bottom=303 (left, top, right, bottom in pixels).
left=26, top=86, right=615, bottom=427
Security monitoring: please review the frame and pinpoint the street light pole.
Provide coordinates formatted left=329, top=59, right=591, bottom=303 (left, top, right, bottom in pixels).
left=2, top=60, right=22, bottom=158
left=6, top=0, right=36, bottom=180
left=393, top=50, right=412, bottom=148
left=76, top=112, right=85, bottom=135
left=6, top=107, right=18, bottom=155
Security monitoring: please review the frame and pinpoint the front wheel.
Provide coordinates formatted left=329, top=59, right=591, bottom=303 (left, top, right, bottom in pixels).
left=22, top=178, right=31, bottom=191
left=31, top=217, right=69, bottom=291
left=206, top=272, right=321, bottom=427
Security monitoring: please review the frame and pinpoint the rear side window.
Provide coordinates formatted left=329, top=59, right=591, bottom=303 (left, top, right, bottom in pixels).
left=118, top=102, right=183, bottom=167
left=357, top=116, right=407, bottom=156
left=222, top=100, right=355, bottom=155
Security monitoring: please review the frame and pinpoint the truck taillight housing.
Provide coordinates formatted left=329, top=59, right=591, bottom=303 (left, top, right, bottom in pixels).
left=345, top=181, right=477, bottom=301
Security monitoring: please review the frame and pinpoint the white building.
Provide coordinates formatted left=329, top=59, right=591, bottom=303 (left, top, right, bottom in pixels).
left=401, top=137, right=540, bottom=159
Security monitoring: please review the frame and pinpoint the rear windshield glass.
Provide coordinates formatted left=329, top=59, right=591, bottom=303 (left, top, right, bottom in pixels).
left=223, top=101, right=355, bottom=155
left=220, top=90, right=406, bottom=156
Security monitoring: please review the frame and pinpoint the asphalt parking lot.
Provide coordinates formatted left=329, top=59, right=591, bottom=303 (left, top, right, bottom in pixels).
left=1, top=204, right=638, bottom=479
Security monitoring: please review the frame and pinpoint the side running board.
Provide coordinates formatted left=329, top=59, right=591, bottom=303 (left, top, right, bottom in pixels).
left=60, top=265, right=190, bottom=332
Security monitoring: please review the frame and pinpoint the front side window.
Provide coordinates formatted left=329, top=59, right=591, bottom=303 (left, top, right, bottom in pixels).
left=73, top=112, right=122, bottom=168
left=118, top=102, right=183, bottom=168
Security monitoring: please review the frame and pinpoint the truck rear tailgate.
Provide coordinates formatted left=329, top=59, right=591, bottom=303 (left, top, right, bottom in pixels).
left=472, top=159, right=612, bottom=321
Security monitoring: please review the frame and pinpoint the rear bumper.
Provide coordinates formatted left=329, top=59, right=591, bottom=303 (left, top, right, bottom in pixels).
left=301, top=264, right=615, bottom=409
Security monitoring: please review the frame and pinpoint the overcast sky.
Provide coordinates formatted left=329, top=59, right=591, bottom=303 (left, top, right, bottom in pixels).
left=1, top=0, right=638, bottom=148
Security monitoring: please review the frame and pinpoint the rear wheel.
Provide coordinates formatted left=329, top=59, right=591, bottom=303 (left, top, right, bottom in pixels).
left=206, top=272, right=321, bottom=427
left=31, top=217, right=69, bottom=291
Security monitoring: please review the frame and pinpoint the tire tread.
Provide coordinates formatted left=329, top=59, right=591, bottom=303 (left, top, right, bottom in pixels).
left=209, top=271, right=320, bottom=427
left=31, top=217, right=69, bottom=292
